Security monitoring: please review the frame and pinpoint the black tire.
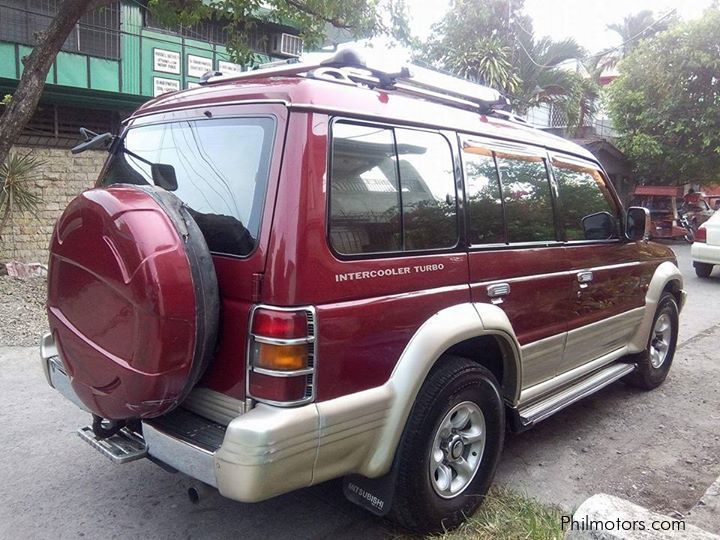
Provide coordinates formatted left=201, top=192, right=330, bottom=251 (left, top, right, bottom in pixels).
left=626, top=293, right=678, bottom=390
left=388, top=356, right=505, bottom=533
left=694, top=262, right=713, bottom=278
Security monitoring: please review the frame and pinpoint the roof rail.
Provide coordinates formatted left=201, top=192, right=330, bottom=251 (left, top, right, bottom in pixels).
left=200, top=48, right=514, bottom=116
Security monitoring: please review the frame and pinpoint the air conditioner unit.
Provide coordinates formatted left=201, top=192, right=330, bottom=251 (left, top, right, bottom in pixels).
left=270, top=33, right=303, bottom=58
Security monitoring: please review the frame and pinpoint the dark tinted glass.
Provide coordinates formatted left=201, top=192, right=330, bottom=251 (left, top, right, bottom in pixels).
left=553, top=159, right=618, bottom=241
left=101, top=117, right=275, bottom=256
left=395, top=129, right=457, bottom=250
left=462, top=144, right=504, bottom=244
left=329, top=123, right=401, bottom=254
left=496, top=154, right=555, bottom=243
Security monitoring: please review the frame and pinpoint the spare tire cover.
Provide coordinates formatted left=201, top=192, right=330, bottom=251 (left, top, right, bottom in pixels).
left=47, top=185, right=219, bottom=420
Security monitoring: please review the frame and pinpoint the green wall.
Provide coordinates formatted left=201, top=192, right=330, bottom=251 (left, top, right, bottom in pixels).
left=0, top=0, right=284, bottom=108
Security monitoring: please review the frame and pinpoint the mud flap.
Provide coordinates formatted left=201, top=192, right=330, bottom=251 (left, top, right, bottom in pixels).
left=342, top=465, right=399, bottom=517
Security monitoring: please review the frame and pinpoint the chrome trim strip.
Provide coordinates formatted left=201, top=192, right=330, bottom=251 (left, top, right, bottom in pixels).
left=252, top=367, right=315, bottom=378
left=519, top=363, right=635, bottom=425
left=143, top=422, right=217, bottom=487
left=252, top=335, right=314, bottom=346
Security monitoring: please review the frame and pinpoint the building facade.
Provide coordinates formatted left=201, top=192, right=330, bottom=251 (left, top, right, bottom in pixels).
left=0, top=0, right=301, bottom=263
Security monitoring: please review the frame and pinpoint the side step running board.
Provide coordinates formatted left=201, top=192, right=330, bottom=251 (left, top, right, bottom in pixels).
left=519, top=363, right=636, bottom=428
left=78, top=426, right=147, bottom=464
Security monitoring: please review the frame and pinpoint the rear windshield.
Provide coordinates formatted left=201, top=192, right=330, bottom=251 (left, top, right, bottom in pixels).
left=101, top=117, right=275, bottom=257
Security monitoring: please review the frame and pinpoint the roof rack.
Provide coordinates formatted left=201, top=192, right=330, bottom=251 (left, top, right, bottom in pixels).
left=199, top=48, right=514, bottom=117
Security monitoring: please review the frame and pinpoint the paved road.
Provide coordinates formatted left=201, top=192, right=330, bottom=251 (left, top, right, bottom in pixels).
left=1, top=243, right=718, bottom=539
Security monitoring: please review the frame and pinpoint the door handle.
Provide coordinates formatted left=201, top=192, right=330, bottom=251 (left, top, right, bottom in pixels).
left=487, top=283, right=511, bottom=302
left=577, top=271, right=593, bottom=291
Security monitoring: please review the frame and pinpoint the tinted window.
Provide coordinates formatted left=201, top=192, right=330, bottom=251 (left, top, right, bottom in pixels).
left=102, top=117, right=275, bottom=256
left=329, top=124, right=401, bottom=254
left=496, top=153, right=556, bottom=243
left=462, top=143, right=504, bottom=244
left=553, top=159, right=619, bottom=241
left=329, top=122, right=457, bottom=255
left=395, top=129, right=457, bottom=250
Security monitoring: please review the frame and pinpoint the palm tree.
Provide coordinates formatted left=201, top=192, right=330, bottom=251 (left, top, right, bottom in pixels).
left=511, top=35, right=585, bottom=115
left=607, top=10, right=673, bottom=56
left=428, top=36, right=521, bottom=93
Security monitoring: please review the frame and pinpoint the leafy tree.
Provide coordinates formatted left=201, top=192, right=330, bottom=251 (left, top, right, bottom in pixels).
left=151, top=0, right=411, bottom=65
left=607, top=8, right=720, bottom=185
left=417, top=0, right=522, bottom=92
left=0, top=0, right=408, bottom=171
left=416, top=0, right=584, bottom=116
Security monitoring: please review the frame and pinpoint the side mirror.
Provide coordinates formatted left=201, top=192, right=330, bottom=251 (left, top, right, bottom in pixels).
left=151, top=163, right=178, bottom=191
left=71, top=128, right=114, bottom=154
left=581, top=211, right=616, bottom=240
left=626, top=206, right=651, bottom=241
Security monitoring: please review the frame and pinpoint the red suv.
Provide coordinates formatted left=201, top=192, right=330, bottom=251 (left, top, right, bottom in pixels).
left=41, top=50, right=685, bottom=533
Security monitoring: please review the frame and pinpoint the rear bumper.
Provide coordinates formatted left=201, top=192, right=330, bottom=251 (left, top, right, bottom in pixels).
left=40, top=333, right=390, bottom=502
left=691, top=242, right=720, bottom=266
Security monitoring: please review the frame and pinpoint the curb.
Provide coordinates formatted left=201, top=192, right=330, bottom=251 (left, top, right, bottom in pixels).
left=564, top=493, right=719, bottom=539
left=687, top=474, right=720, bottom=534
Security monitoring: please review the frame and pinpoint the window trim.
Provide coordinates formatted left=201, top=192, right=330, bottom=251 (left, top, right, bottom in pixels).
left=105, top=113, right=278, bottom=260
left=326, top=117, right=461, bottom=260
left=549, top=151, right=624, bottom=245
left=460, top=134, right=560, bottom=247
left=458, top=135, right=507, bottom=247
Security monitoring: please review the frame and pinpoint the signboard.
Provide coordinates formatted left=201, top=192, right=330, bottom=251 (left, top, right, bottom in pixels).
left=154, top=77, right=180, bottom=97
left=187, top=55, right=213, bottom=78
left=153, top=49, right=180, bottom=74
left=218, top=60, right=243, bottom=74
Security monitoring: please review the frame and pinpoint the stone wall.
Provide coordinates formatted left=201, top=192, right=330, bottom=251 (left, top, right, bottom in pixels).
left=0, top=146, right=106, bottom=264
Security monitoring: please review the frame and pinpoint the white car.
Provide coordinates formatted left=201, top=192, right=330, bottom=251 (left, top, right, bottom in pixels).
left=692, top=210, right=720, bottom=277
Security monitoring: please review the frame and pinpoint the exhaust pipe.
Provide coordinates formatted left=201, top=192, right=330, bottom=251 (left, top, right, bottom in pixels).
left=187, top=482, right=215, bottom=505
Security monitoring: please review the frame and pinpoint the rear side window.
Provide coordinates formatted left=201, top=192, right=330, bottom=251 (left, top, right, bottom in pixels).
left=552, top=158, right=619, bottom=241
left=102, top=117, right=275, bottom=257
left=329, top=122, right=457, bottom=255
left=496, top=153, right=556, bottom=243
left=462, top=144, right=504, bottom=244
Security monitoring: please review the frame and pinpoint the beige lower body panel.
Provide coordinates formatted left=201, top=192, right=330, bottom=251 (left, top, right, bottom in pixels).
left=211, top=387, right=393, bottom=502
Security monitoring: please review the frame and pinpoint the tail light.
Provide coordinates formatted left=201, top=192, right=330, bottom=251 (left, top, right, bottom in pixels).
left=695, top=227, right=707, bottom=243
left=247, top=306, right=316, bottom=406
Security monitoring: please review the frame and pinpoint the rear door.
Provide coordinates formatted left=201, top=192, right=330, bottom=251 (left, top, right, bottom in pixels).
left=102, top=103, right=288, bottom=402
left=461, top=136, right=572, bottom=390
left=551, top=153, right=648, bottom=373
